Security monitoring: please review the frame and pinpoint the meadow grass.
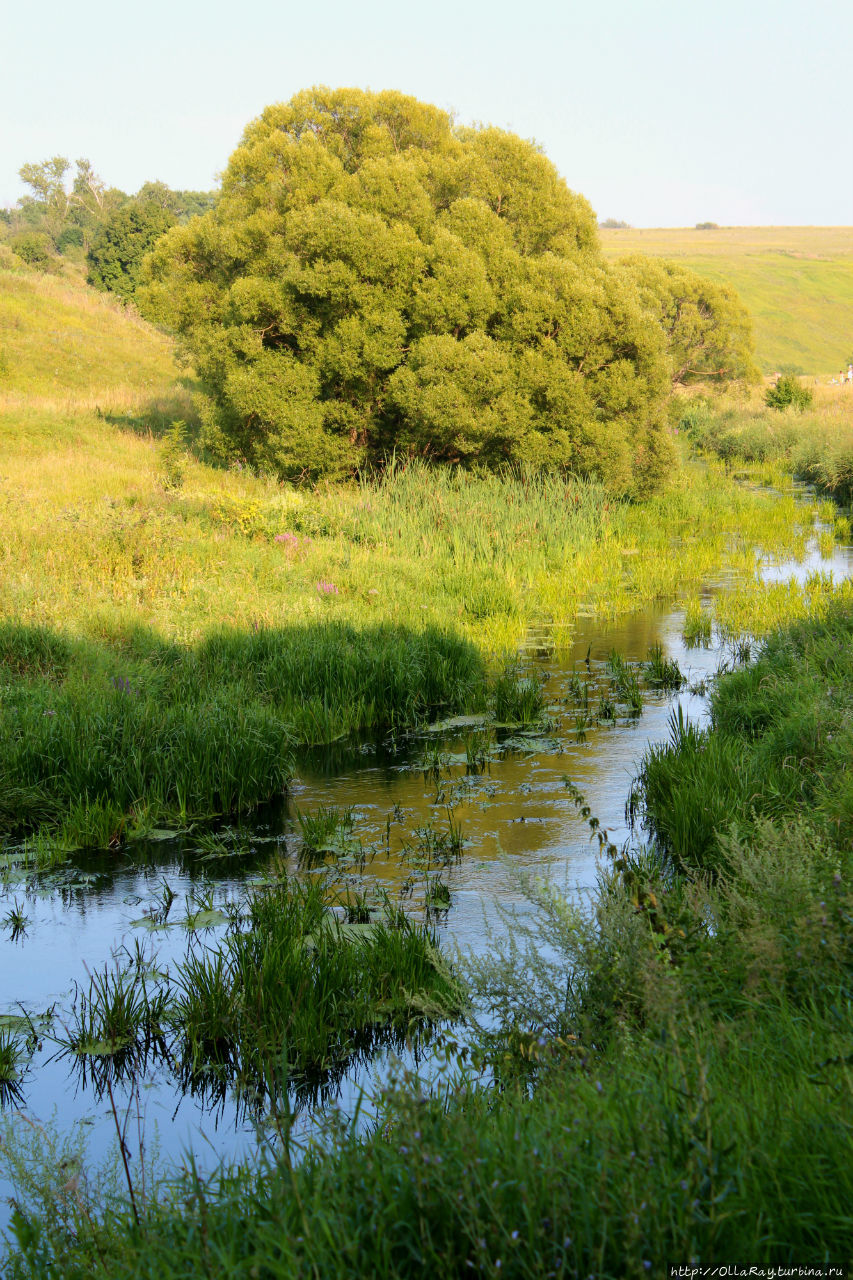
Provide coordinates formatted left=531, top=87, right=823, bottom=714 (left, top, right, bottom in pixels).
left=4, top=340, right=842, bottom=845
left=601, top=225, right=853, bottom=375
left=0, top=404, right=827, bottom=652
left=0, top=267, right=180, bottom=406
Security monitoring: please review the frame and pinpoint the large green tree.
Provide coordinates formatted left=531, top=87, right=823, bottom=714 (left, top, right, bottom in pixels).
left=619, top=255, right=759, bottom=386
left=143, top=87, right=675, bottom=495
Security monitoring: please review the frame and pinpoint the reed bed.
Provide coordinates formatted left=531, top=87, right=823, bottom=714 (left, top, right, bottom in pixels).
left=0, top=620, right=483, bottom=845
left=55, top=876, right=463, bottom=1109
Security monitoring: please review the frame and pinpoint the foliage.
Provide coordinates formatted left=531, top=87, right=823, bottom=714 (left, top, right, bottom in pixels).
left=8, top=231, right=55, bottom=271
left=621, top=253, right=759, bottom=385
left=765, top=373, right=813, bottom=411
left=143, top=86, right=675, bottom=495
left=87, top=200, right=175, bottom=300
left=134, top=182, right=217, bottom=222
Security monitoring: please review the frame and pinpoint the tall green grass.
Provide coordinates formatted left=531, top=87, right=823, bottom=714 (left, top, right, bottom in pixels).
left=0, top=620, right=484, bottom=845
left=55, top=876, right=463, bottom=1110
left=638, top=601, right=853, bottom=871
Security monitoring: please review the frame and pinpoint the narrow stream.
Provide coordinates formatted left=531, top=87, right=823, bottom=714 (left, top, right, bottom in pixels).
left=1, top=531, right=851, bottom=1224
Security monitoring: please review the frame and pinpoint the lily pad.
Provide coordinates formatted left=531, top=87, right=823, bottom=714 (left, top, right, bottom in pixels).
left=184, top=907, right=230, bottom=931
left=130, top=917, right=174, bottom=932
left=425, top=713, right=489, bottom=733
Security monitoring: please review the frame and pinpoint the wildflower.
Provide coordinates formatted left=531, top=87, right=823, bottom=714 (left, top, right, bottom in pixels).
left=275, top=532, right=299, bottom=548
left=511, top=1231, right=519, bottom=1241
left=680, top=1180, right=688, bottom=1191
left=43, top=709, right=56, bottom=717
left=317, top=580, right=339, bottom=595
left=595, top=1080, right=603, bottom=1094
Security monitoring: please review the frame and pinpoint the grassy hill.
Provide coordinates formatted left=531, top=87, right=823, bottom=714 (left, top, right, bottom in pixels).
left=0, top=256, right=180, bottom=412
left=600, top=225, right=853, bottom=377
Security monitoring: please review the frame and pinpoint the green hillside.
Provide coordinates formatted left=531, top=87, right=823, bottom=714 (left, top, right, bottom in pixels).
left=600, top=225, right=853, bottom=377
left=0, top=256, right=179, bottom=409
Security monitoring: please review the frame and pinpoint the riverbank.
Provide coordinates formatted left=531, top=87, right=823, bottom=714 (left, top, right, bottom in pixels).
left=5, top=605, right=850, bottom=1276
left=3, top=397, right=848, bottom=847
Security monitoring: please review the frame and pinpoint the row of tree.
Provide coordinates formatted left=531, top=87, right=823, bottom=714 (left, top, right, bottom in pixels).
left=1, top=157, right=215, bottom=296
left=4, top=90, right=758, bottom=494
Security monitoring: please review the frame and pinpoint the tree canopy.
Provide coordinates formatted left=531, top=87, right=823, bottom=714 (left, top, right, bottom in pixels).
left=620, top=255, right=758, bottom=386
left=143, top=87, right=678, bottom=496
left=87, top=199, right=176, bottom=299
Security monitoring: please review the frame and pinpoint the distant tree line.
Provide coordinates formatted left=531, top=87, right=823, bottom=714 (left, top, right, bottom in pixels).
left=1, top=157, right=216, bottom=298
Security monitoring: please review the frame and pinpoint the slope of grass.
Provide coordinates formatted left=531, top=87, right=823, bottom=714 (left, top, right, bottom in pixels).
left=601, top=225, right=853, bottom=376
left=0, top=264, right=181, bottom=411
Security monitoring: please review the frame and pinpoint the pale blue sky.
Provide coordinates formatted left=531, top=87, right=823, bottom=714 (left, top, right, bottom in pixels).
left=2, top=0, right=851, bottom=226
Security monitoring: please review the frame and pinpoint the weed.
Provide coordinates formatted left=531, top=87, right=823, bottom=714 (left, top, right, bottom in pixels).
left=493, top=668, right=545, bottom=725
left=643, top=642, right=684, bottom=690
left=2, top=899, right=30, bottom=941
left=683, top=599, right=713, bottom=646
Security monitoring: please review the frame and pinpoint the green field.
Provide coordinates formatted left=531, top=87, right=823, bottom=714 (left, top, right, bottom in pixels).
left=600, top=225, right=853, bottom=377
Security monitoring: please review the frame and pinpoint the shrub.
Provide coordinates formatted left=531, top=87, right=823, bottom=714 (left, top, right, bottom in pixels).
left=9, top=231, right=54, bottom=271
left=765, top=374, right=813, bottom=411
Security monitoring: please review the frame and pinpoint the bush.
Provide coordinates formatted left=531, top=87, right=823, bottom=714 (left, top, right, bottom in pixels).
left=765, top=374, right=813, bottom=411
left=9, top=231, right=54, bottom=271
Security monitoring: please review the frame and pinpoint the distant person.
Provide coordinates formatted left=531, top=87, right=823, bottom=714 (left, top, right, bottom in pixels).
left=847, top=364, right=853, bottom=384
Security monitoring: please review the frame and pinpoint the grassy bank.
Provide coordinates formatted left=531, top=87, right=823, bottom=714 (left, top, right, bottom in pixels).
left=1, top=405, right=843, bottom=844
left=0, top=620, right=484, bottom=847
left=5, top=612, right=851, bottom=1276
left=600, top=225, right=853, bottom=376
left=680, top=383, right=853, bottom=507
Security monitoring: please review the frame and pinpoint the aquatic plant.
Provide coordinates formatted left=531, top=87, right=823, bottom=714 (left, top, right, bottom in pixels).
left=2, top=899, right=30, bottom=941
left=296, top=805, right=355, bottom=860
left=682, top=598, right=713, bottom=646
left=167, top=879, right=463, bottom=1101
left=464, top=733, right=491, bottom=775
left=643, top=642, right=684, bottom=691
left=492, top=668, right=546, bottom=725
left=606, top=650, right=644, bottom=713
